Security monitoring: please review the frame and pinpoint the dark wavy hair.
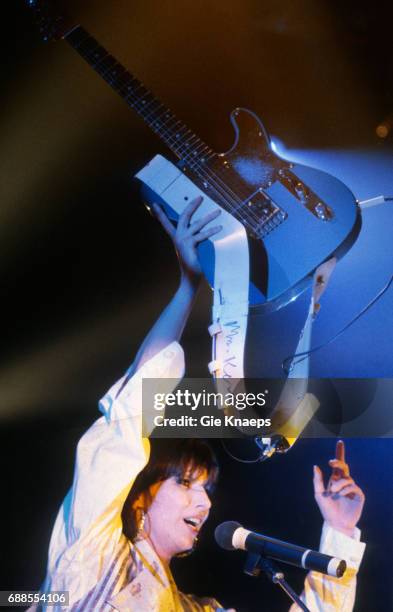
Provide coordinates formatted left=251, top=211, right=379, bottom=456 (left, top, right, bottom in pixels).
left=121, top=438, right=219, bottom=541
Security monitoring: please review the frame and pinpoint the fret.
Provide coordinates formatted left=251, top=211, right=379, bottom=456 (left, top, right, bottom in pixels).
left=178, top=128, right=191, bottom=141
left=145, top=105, right=171, bottom=130
left=178, top=132, right=198, bottom=152
left=122, top=78, right=143, bottom=98
left=138, top=96, right=162, bottom=116
left=163, top=117, right=180, bottom=130
left=186, top=135, right=200, bottom=149
left=138, top=93, right=156, bottom=107
left=156, top=115, right=179, bottom=134
left=141, top=101, right=163, bottom=119
left=105, top=66, right=127, bottom=88
left=193, top=144, right=210, bottom=159
left=171, top=124, right=189, bottom=142
left=173, top=126, right=189, bottom=140
left=108, top=63, right=127, bottom=79
left=78, top=37, right=104, bottom=63
left=67, top=29, right=92, bottom=52
left=95, top=57, right=121, bottom=84
left=177, top=135, right=195, bottom=157
left=162, top=111, right=174, bottom=122
left=125, top=80, right=146, bottom=96
left=96, top=55, right=119, bottom=73
left=181, top=129, right=193, bottom=141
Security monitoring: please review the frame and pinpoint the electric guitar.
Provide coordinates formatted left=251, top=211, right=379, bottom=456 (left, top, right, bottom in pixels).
left=28, top=1, right=361, bottom=306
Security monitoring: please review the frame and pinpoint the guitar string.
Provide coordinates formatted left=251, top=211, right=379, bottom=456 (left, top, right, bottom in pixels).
left=75, top=42, right=249, bottom=221
left=117, top=75, right=271, bottom=230
left=66, top=29, right=272, bottom=230
left=67, top=30, right=243, bottom=212
left=120, top=83, right=277, bottom=222
left=70, top=32, right=288, bottom=236
left=122, top=86, right=269, bottom=225
left=68, top=37, right=284, bottom=241
left=121, top=84, right=264, bottom=224
left=68, top=30, right=277, bottom=231
left=105, top=83, right=261, bottom=227
left=111, top=68, right=261, bottom=223
left=88, top=50, right=253, bottom=212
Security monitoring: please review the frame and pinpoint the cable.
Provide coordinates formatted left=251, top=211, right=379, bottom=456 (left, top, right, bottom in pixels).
left=282, top=274, right=393, bottom=375
left=358, top=195, right=393, bottom=208
left=220, top=439, right=269, bottom=464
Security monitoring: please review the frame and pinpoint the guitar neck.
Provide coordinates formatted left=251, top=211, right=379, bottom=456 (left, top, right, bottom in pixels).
left=65, top=26, right=214, bottom=166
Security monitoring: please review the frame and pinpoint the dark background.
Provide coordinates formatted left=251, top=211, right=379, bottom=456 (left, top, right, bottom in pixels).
left=2, top=1, right=393, bottom=610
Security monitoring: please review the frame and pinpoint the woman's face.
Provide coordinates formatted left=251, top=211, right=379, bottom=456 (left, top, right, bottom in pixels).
left=145, top=470, right=212, bottom=562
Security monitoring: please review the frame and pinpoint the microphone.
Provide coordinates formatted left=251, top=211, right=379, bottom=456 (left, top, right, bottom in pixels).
left=215, top=521, right=346, bottom=578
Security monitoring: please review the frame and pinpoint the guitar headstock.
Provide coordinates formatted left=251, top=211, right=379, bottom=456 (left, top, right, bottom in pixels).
left=27, top=0, right=77, bottom=42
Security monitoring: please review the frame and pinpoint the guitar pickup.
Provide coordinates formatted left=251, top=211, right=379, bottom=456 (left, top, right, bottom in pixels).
left=244, top=190, right=287, bottom=238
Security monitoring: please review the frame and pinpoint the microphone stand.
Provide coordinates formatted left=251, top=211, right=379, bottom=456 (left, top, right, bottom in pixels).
left=244, top=552, right=311, bottom=612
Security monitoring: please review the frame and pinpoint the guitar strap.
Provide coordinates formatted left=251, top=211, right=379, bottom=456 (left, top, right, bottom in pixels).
left=209, top=255, right=336, bottom=453
left=208, top=298, right=249, bottom=380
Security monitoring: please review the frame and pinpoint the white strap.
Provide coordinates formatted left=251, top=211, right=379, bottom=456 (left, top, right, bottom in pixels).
left=209, top=226, right=250, bottom=381
left=208, top=360, right=222, bottom=375
left=208, top=322, right=222, bottom=337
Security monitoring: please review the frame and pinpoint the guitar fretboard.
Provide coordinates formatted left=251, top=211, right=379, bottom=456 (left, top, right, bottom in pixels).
left=64, top=25, right=285, bottom=236
left=65, top=26, right=214, bottom=168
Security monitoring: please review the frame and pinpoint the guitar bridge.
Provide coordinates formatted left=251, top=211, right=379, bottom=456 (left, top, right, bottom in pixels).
left=245, top=190, right=287, bottom=238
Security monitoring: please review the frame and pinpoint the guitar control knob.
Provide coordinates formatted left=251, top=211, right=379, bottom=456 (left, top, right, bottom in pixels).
left=295, top=182, right=309, bottom=201
left=315, top=202, right=333, bottom=221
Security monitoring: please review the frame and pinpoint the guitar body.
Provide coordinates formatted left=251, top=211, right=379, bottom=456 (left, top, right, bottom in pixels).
left=138, top=108, right=361, bottom=305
